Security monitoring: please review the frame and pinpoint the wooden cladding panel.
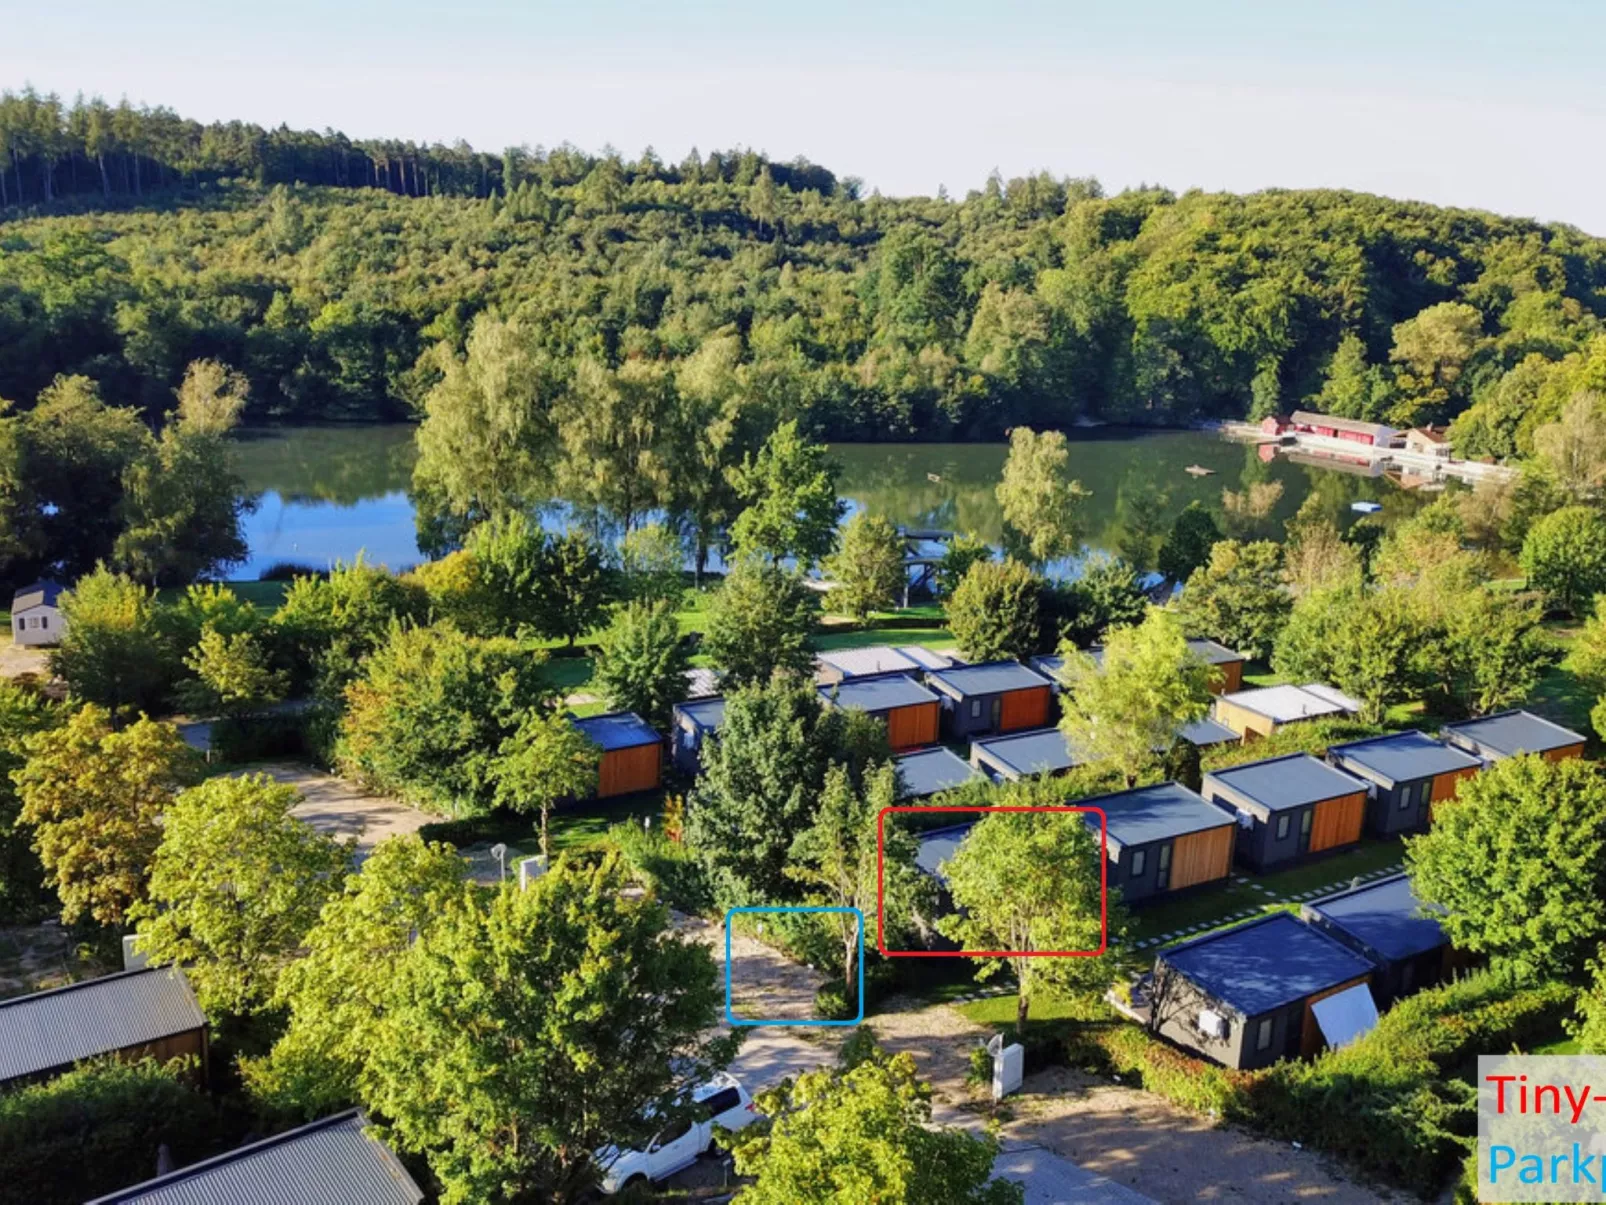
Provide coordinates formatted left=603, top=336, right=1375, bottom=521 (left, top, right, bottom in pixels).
left=1167, top=826, right=1234, bottom=891
left=886, top=703, right=940, bottom=751
left=1309, top=792, right=1366, bottom=853
left=998, top=687, right=1051, bottom=733
left=1214, top=698, right=1274, bottom=740
left=1430, top=766, right=1479, bottom=804
left=598, top=743, right=662, bottom=798
left=1546, top=743, right=1586, bottom=763
left=1210, top=661, right=1244, bottom=695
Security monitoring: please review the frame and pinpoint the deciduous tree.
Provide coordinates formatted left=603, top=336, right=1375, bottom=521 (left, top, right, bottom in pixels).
left=617, top=522, right=688, bottom=606
left=590, top=600, right=691, bottom=730
left=489, top=709, right=601, bottom=862
left=48, top=567, right=176, bottom=716
left=1174, top=539, right=1289, bottom=660
left=826, top=512, right=906, bottom=621
left=995, top=427, right=1087, bottom=565
left=946, top=557, right=1041, bottom=662
left=1521, top=505, right=1606, bottom=616
left=701, top=558, right=817, bottom=689
left=728, top=420, right=844, bottom=568
left=1156, top=501, right=1221, bottom=586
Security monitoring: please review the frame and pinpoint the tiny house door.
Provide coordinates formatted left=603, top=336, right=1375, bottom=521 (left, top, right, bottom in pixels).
left=989, top=697, right=1002, bottom=730
left=1297, top=807, right=1313, bottom=854
left=1155, top=842, right=1172, bottom=890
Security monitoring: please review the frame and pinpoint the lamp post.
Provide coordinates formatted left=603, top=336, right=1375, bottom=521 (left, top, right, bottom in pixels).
left=491, top=842, right=507, bottom=884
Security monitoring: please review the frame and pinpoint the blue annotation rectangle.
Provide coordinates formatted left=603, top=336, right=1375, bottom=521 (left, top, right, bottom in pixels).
left=724, top=906, right=864, bottom=1028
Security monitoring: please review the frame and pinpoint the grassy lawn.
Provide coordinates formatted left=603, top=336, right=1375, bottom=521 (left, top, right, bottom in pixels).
left=1530, top=1037, right=1582, bottom=1056
left=541, top=654, right=596, bottom=694
left=811, top=624, right=956, bottom=653
left=428, top=789, right=672, bottom=863
left=956, top=988, right=1108, bottom=1028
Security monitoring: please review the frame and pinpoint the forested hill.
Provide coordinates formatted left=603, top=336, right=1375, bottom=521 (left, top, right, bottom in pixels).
left=1, top=90, right=1604, bottom=452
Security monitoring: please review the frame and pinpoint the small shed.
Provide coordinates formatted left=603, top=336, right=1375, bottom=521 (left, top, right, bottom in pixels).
left=914, top=822, right=973, bottom=886
left=970, top=727, right=1086, bottom=781
left=670, top=696, right=725, bottom=776
left=87, top=1109, right=425, bottom=1204
left=1202, top=753, right=1369, bottom=870
left=1211, top=683, right=1361, bottom=741
left=1440, top=710, right=1587, bottom=765
left=1288, top=410, right=1399, bottom=448
left=11, top=580, right=65, bottom=648
left=571, top=711, right=663, bottom=798
left=926, top=661, right=1054, bottom=739
left=1088, top=781, right=1236, bottom=903
left=818, top=674, right=941, bottom=751
left=0, top=968, right=208, bottom=1090
left=1302, top=873, right=1452, bottom=1008
left=894, top=746, right=983, bottom=799
left=1328, top=730, right=1482, bottom=835
left=1149, top=913, right=1376, bottom=1069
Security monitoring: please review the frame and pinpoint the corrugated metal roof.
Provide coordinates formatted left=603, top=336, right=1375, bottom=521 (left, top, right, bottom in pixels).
left=683, top=667, right=721, bottom=699
left=673, top=697, right=726, bottom=731
left=1440, top=710, right=1586, bottom=759
left=11, top=579, right=64, bottom=612
left=571, top=711, right=660, bottom=751
left=1304, top=873, right=1447, bottom=964
left=88, top=1110, right=424, bottom=1205
left=819, top=674, right=939, bottom=712
left=971, top=728, right=1085, bottom=779
left=1204, top=754, right=1367, bottom=817
left=1159, top=913, right=1374, bottom=1017
left=928, top=661, right=1050, bottom=698
left=0, top=968, right=206, bottom=1084
left=1085, top=782, right=1234, bottom=852
left=816, top=646, right=923, bottom=678
left=894, top=747, right=982, bottom=798
left=1329, top=730, right=1480, bottom=786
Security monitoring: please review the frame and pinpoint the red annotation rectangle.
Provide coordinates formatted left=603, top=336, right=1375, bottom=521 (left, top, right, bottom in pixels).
left=874, top=805, right=1108, bottom=959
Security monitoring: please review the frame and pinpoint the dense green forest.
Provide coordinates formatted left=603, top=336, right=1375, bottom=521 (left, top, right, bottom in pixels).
left=1, top=89, right=1604, bottom=453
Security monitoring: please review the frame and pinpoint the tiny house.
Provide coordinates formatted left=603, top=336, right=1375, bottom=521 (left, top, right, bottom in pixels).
left=1177, top=716, right=1240, bottom=751
left=815, top=644, right=956, bottom=684
left=1211, top=683, right=1361, bottom=741
left=894, top=746, right=984, bottom=800
left=926, top=661, right=1054, bottom=739
left=1202, top=753, right=1369, bottom=871
left=818, top=674, right=942, bottom=751
left=1186, top=639, right=1246, bottom=694
left=1440, top=710, right=1586, bottom=765
left=1302, top=873, right=1452, bottom=1008
left=1087, top=781, right=1236, bottom=903
left=670, top=697, right=725, bottom=776
left=571, top=712, right=663, bottom=798
left=1327, top=730, right=1482, bottom=835
left=970, top=727, right=1086, bottom=782
left=1148, top=913, right=1376, bottom=1069
left=11, top=580, right=64, bottom=648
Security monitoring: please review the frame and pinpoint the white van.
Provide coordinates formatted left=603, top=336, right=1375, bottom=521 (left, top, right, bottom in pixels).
left=596, top=1073, right=758, bottom=1194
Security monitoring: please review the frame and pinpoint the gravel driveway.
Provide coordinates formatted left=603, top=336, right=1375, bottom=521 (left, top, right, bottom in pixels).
left=254, top=762, right=442, bottom=858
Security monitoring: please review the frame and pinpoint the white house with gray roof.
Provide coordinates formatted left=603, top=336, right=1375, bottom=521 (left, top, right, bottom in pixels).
left=11, top=579, right=65, bottom=647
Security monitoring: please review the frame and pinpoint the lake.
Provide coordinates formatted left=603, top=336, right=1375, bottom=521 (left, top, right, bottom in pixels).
left=231, top=425, right=1428, bottom=580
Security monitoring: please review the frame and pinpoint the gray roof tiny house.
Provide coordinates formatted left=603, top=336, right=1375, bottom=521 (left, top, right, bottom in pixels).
left=1328, top=730, right=1481, bottom=835
left=1211, top=683, right=1360, bottom=740
left=1177, top=716, right=1240, bottom=749
left=1202, top=754, right=1369, bottom=870
left=914, top=822, right=973, bottom=884
left=815, top=645, right=925, bottom=682
left=571, top=711, right=662, bottom=797
left=0, top=968, right=207, bottom=1088
left=894, top=746, right=983, bottom=799
left=970, top=727, right=1086, bottom=781
left=818, top=673, right=942, bottom=750
left=1087, top=781, right=1236, bottom=902
left=87, top=1110, right=425, bottom=1204
left=1302, top=873, right=1452, bottom=1006
left=926, top=660, right=1053, bottom=738
left=1440, top=710, right=1587, bottom=764
left=1149, top=913, right=1376, bottom=1069
left=670, top=696, right=727, bottom=775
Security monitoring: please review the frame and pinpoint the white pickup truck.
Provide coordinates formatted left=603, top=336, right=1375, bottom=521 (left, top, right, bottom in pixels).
left=595, top=1073, right=759, bottom=1195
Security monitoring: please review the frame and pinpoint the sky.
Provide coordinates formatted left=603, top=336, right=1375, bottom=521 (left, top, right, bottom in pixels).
left=4, top=0, right=1604, bottom=232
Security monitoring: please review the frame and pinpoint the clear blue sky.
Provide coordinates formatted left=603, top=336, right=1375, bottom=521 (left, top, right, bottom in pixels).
left=6, top=1, right=1604, bottom=231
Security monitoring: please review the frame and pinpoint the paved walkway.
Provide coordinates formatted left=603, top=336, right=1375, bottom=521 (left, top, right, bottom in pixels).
left=254, top=762, right=442, bottom=858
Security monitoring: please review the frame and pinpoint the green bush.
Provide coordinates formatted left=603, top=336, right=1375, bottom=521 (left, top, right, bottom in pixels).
left=814, top=983, right=855, bottom=1021
left=604, top=822, right=712, bottom=912
left=209, top=712, right=311, bottom=764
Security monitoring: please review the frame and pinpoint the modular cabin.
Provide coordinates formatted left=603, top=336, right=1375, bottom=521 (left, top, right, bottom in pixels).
left=11, top=580, right=65, bottom=648
left=1037, top=640, right=1244, bottom=696
left=926, top=661, right=1054, bottom=739
left=1028, top=653, right=1067, bottom=688
left=1327, top=730, right=1482, bottom=835
left=670, top=696, right=725, bottom=775
left=1202, top=753, right=1369, bottom=871
left=1148, top=913, right=1377, bottom=1070
left=818, top=674, right=941, bottom=751
left=0, top=968, right=208, bottom=1090
left=87, top=1109, right=425, bottom=1205
left=1440, top=710, right=1587, bottom=765
left=1211, top=683, right=1361, bottom=741
left=895, top=746, right=984, bottom=799
left=1177, top=716, right=1240, bottom=751
left=814, top=644, right=955, bottom=685
left=1088, top=781, right=1236, bottom=903
left=1302, top=873, right=1453, bottom=1008
left=571, top=712, right=663, bottom=798
left=970, top=727, right=1086, bottom=782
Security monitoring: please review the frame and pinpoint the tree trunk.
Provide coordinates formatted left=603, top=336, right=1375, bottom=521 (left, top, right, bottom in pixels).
left=97, top=153, right=109, bottom=197
left=1016, top=986, right=1030, bottom=1037
left=843, top=935, right=858, bottom=1003
left=540, top=802, right=551, bottom=864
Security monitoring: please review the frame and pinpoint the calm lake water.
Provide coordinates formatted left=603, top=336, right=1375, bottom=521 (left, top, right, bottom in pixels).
left=232, top=425, right=1427, bottom=580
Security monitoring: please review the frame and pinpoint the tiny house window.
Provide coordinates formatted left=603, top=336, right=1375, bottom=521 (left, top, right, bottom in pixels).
left=1398, top=783, right=1414, bottom=811
left=1130, top=849, right=1147, bottom=877
left=1275, top=814, right=1291, bottom=841
left=1256, top=1018, right=1274, bottom=1051
left=1157, top=844, right=1171, bottom=871
left=969, top=700, right=982, bottom=719
left=1299, top=809, right=1313, bottom=837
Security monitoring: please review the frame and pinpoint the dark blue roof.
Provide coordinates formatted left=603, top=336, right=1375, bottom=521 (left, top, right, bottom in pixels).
left=895, top=747, right=982, bottom=798
left=12, top=580, right=63, bottom=610
left=673, top=697, right=726, bottom=731
left=1187, top=638, right=1244, bottom=666
left=971, top=728, right=1084, bottom=778
left=1178, top=716, right=1239, bottom=748
left=915, top=823, right=972, bottom=881
left=1329, top=730, right=1480, bottom=786
left=819, top=674, right=939, bottom=712
left=1204, top=753, right=1366, bottom=816
left=1441, top=710, right=1586, bottom=758
left=571, top=711, right=660, bottom=751
left=1083, top=782, right=1234, bottom=852
left=1160, top=913, right=1374, bottom=1017
left=1028, top=654, right=1066, bottom=682
left=928, top=660, right=1050, bottom=698
left=1305, top=873, right=1448, bottom=963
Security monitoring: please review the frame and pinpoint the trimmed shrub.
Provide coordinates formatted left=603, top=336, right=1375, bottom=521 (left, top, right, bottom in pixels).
left=209, top=712, right=311, bottom=764
left=814, top=983, right=855, bottom=1021
left=604, top=821, right=712, bottom=912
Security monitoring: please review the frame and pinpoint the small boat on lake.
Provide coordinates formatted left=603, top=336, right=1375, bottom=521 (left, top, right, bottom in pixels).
left=1351, top=500, right=1383, bottom=514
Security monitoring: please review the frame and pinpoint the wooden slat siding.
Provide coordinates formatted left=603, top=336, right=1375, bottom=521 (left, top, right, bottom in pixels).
left=1546, top=742, right=1586, bottom=762
left=598, top=744, right=662, bottom=798
left=1299, top=973, right=1372, bottom=1056
left=1213, top=698, right=1274, bottom=740
left=1167, top=825, right=1234, bottom=890
left=886, top=703, right=940, bottom=751
left=1308, top=791, right=1366, bottom=853
left=1210, top=661, right=1244, bottom=695
left=998, top=687, right=1051, bottom=733
left=1428, top=765, right=1479, bottom=819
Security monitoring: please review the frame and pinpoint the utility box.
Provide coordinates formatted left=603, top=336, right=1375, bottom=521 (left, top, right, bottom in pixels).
left=122, top=934, right=148, bottom=971
left=518, top=856, right=549, bottom=892
left=989, top=1034, right=1024, bottom=1101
